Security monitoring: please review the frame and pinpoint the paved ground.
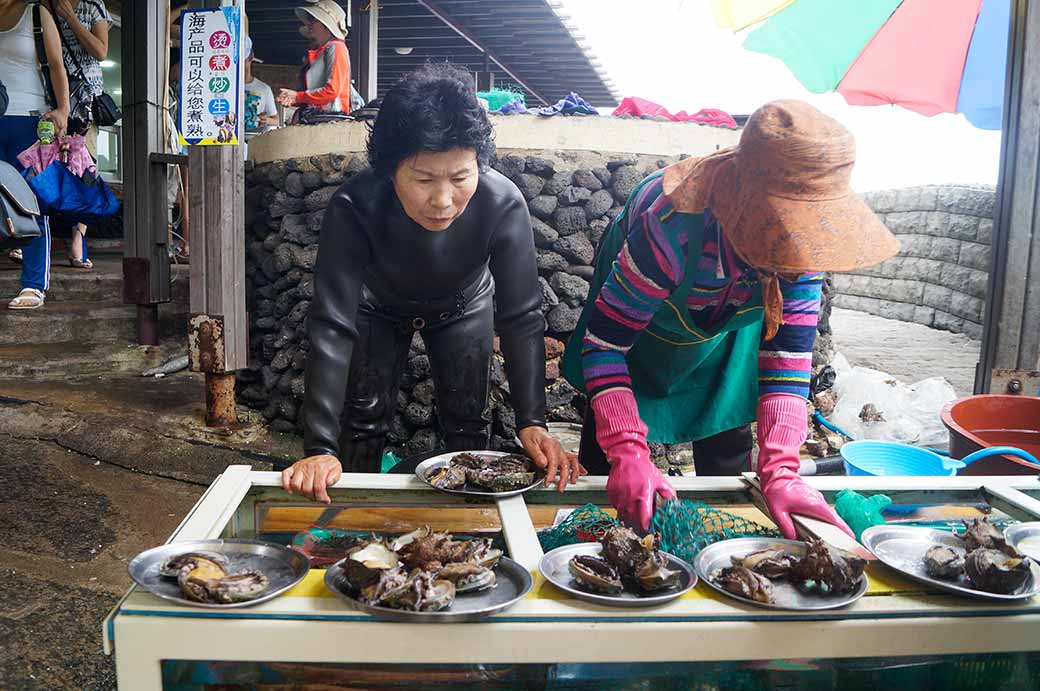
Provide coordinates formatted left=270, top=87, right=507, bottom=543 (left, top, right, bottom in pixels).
left=831, top=308, right=981, bottom=396
left=0, top=356, right=300, bottom=689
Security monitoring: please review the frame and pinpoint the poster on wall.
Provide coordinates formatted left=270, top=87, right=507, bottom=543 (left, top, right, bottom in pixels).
left=178, top=7, right=242, bottom=146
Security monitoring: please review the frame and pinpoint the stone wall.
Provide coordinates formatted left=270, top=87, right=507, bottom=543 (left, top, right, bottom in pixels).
left=832, top=185, right=995, bottom=340
left=239, top=151, right=834, bottom=458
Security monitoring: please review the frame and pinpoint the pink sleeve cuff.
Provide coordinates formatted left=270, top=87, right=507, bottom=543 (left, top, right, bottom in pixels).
left=591, top=388, right=648, bottom=455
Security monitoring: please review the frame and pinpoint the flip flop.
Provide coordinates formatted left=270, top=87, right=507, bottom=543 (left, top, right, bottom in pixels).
left=8, top=288, right=45, bottom=310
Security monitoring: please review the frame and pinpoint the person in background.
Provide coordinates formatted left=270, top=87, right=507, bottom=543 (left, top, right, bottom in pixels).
left=51, top=0, right=112, bottom=270
left=1, top=0, right=70, bottom=309
left=276, top=0, right=351, bottom=116
left=165, top=45, right=188, bottom=261
left=243, top=37, right=277, bottom=137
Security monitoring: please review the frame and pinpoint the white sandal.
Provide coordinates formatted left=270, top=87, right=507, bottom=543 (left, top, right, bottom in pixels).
left=8, top=288, right=45, bottom=310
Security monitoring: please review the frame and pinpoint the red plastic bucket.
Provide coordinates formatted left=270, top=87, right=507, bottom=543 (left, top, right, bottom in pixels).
left=940, top=395, right=1040, bottom=475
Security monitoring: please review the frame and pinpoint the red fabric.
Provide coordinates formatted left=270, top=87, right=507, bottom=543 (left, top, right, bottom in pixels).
left=296, top=39, right=352, bottom=112
left=612, top=97, right=738, bottom=128
left=837, top=0, right=983, bottom=117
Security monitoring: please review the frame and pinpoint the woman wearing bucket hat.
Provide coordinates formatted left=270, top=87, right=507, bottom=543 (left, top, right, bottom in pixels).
left=561, top=100, right=899, bottom=535
left=281, top=63, right=580, bottom=504
left=276, top=0, right=351, bottom=116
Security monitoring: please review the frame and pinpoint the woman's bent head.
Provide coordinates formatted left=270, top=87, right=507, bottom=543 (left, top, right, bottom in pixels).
left=368, top=64, right=495, bottom=231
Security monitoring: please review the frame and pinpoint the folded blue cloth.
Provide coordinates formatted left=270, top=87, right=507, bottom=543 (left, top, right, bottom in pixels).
left=494, top=98, right=529, bottom=115
left=533, top=92, right=599, bottom=117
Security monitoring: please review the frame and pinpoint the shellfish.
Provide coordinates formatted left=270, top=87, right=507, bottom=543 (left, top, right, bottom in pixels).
left=159, top=551, right=230, bottom=579
left=437, top=562, right=497, bottom=593
left=964, top=548, right=1032, bottom=594
left=378, top=569, right=456, bottom=612
left=960, top=517, right=1015, bottom=555
left=730, top=549, right=798, bottom=581
left=569, top=555, right=623, bottom=594
left=713, top=566, right=775, bottom=604
left=790, top=538, right=866, bottom=596
left=923, top=545, right=965, bottom=580
left=425, top=465, right=467, bottom=490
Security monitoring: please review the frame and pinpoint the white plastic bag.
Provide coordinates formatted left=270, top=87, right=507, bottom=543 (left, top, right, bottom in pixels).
left=827, top=352, right=956, bottom=446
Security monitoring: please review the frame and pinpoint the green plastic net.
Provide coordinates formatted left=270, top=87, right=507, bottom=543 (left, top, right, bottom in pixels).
left=538, top=501, right=779, bottom=563
left=477, top=88, right=526, bottom=111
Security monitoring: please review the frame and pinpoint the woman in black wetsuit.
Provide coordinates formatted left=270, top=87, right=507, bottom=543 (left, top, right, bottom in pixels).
left=282, top=64, right=580, bottom=503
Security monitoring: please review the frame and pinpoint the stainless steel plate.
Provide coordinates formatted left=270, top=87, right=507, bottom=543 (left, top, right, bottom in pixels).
left=862, top=525, right=1040, bottom=602
left=1005, top=522, right=1040, bottom=562
left=324, top=556, right=533, bottom=622
left=539, top=543, right=697, bottom=607
left=415, top=451, right=544, bottom=499
left=128, top=539, right=310, bottom=609
left=693, top=537, right=868, bottom=611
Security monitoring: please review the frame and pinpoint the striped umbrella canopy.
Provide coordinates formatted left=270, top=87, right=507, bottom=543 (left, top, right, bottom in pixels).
left=712, top=0, right=1011, bottom=129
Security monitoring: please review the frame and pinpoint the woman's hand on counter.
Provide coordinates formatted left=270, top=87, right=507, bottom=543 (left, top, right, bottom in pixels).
left=519, top=426, right=586, bottom=492
left=281, top=454, right=342, bottom=504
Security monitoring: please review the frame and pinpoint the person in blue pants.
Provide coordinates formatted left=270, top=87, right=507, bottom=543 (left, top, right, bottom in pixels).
left=0, top=0, right=70, bottom=309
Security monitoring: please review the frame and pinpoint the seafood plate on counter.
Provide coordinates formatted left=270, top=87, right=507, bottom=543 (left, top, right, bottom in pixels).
left=324, top=527, right=533, bottom=622
left=864, top=517, right=1040, bottom=601
left=127, top=539, right=310, bottom=609
left=539, top=526, right=697, bottom=607
left=693, top=537, right=869, bottom=610
left=416, top=451, right=544, bottom=498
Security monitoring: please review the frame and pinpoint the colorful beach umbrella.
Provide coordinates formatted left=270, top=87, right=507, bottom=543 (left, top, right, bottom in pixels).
left=712, top=0, right=1010, bottom=129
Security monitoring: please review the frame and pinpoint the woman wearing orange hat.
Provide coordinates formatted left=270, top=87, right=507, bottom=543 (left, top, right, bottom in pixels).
left=562, top=101, right=899, bottom=535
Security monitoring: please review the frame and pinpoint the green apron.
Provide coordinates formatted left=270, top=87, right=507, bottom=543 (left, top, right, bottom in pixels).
left=561, top=173, right=765, bottom=444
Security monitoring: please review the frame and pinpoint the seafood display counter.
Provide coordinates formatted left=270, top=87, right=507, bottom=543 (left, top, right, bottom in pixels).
left=105, top=466, right=1040, bottom=689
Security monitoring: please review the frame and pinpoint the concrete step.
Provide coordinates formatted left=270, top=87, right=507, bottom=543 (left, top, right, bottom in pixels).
left=0, top=254, right=189, bottom=304
left=0, top=299, right=189, bottom=348
left=0, top=341, right=182, bottom=379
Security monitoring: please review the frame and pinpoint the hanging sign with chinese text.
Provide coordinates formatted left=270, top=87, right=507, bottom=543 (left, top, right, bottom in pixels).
left=178, top=7, right=242, bottom=146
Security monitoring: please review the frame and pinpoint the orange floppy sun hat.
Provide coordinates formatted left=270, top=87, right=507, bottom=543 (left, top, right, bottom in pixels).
left=662, top=100, right=899, bottom=275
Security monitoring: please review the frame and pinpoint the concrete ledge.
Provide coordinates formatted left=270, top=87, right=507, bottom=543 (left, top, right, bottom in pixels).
left=248, top=115, right=741, bottom=165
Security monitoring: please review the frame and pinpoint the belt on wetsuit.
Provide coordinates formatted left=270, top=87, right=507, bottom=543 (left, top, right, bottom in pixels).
left=363, top=266, right=493, bottom=333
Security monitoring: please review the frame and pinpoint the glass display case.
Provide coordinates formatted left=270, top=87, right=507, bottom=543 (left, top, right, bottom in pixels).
left=105, top=467, right=1040, bottom=690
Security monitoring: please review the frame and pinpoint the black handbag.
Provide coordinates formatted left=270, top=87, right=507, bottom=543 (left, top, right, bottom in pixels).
left=0, top=162, right=43, bottom=249
left=46, top=1, right=122, bottom=131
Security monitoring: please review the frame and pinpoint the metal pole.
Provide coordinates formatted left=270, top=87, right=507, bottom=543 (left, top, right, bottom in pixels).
left=204, top=373, right=237, bottom=427
left=136, top=304, right=159, bottom=346
left=975, top=0, right=1040, bottom=395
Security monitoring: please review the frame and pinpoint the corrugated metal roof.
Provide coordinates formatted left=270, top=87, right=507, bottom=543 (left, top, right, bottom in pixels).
left=246, top=0, right=619, bottom=107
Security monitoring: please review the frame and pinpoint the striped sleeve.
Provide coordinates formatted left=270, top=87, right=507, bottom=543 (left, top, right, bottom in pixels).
left=758, top=273, right=823, bottom=398
left=581, top=179, right=687, bottom=397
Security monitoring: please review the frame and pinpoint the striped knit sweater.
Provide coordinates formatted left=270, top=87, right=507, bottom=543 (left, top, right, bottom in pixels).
left=582, top=175, right=820, bottom=401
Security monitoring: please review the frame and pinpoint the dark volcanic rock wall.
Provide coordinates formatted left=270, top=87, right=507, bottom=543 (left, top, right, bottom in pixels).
left=240, top=152, right=834, bottom=459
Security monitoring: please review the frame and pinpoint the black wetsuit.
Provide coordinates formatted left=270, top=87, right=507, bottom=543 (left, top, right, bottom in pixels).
left=302, top=167, right=547, bottom=471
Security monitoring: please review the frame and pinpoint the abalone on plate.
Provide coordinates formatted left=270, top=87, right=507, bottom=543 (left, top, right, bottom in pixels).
left=713, top=566, right=775, bottom=604
left=730, top=548, right=798, bottom=581
left=960, top=516, right=1014, bottom=555
left=790, top=538, right=866, bottom=596
left=964, top=548, right=1032, bottom=594
left=569, top=555, right=623, bottom=594
left=923, top=544, right=965, bottom=580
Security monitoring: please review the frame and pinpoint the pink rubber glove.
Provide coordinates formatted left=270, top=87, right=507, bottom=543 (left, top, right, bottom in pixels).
left=757, top=393, right=854, bottom=540
left=592, top=389, right=677, bottom=532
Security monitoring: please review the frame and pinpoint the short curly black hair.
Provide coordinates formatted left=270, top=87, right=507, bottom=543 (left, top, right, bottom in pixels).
left=367, top=63, right=495, bottom=179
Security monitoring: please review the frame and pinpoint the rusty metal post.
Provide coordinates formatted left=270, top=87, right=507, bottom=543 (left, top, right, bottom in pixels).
left=136, top=304, right=160, bottom=346
left=205, top=373, right=237, bottom=427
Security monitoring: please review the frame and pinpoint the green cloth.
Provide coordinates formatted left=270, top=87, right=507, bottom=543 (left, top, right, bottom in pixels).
left=477, top=88, right=525, bottom=110
left=561, top=173, right=764, bottom=444
left=743, top=0, right=903, bottom=93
